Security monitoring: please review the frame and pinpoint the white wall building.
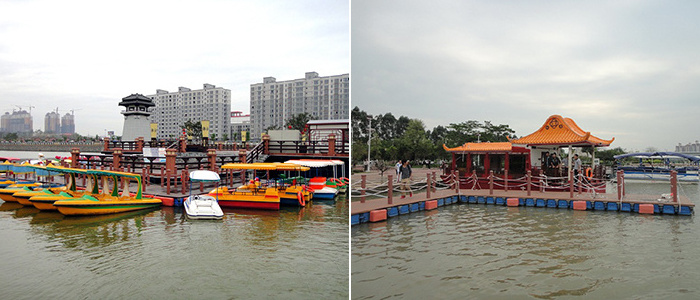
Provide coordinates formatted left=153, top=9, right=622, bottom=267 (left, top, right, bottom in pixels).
left=249, top=72, right=349, bottom=140
left=149, top=84, right=231, bottom=140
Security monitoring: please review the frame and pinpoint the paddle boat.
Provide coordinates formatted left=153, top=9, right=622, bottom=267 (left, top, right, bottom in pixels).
left=53, top=169, right=161, bottom=216
left=184, top=170, right=224, bottom=220
left=210, top=163, right=312, bottom=210
left=13, top=165, right=66, bottom=206
left=28, top=166, right=92, bottom=210
left=284, top=159, right=344, bottom=198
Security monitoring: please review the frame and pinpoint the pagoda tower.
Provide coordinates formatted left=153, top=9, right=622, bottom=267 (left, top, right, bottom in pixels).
left=119, top=94, right=155, bottom=141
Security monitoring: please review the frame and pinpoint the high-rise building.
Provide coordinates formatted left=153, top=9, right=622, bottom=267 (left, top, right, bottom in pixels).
left=61, top=113, right=75, bottom=134
left=1, top=110, right=33, bottom=134
left=44, top=111, right=61, bottom=134
left=249, top=72, right=349, bottom=140
left=230, top=111, right=251, bottom=141
left=149, top=84, right=231, bottom=140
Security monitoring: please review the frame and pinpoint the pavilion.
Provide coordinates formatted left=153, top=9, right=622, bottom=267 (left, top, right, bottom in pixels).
left=444, top=115, right=614, bottom=183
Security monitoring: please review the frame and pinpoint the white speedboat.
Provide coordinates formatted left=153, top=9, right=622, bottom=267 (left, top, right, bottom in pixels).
left=184, top=170, right=224, bottom=220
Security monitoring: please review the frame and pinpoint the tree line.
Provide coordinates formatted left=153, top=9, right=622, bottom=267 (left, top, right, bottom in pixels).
left=351, top=106, right=517, bottom=167
left=351, top=106, right=627, bottom=169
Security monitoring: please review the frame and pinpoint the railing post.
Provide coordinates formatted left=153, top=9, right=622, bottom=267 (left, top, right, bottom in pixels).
left=387, top=174, right=393, bottom=205
left=207, top=149, right=217, bottom=171
left=569, top=169, right=574, bottom=199
left=160, top=166, right=165, bottom=188
left=103, top=137, right=110, bottom=152
left=70, top=148, right=80, bottom=168
left=527, top=170, right=532, bottom=196
left=671, top=170, right=678, bottom=203
left=504, top=169, right=509, bottom=191
left=539, top=170, right=544, bottom=192
left=361, top=174, right=367, bottom=203
left=262, top=134, right=270, bottom=155
left=455, top=171, right=460, bottom=194
left=112, top=148, right=122, bottom=171
left=136, top=137, right=144, bottom=152
left=179, top=136, right=187, bottom=153
left=432, top=172, right=436, bottom=193
left=489, top=170, right=494, bottom=195
left=328, top=134, right=336, bottom=156
left=617, top=170, right=622, bottom=200
left=182, top=170, right=187, bottom=194
left=426, top=173, right=431, bottom=198
left=239, top=149, right=247, bottom=164
left=166, top=171, right=171, bottom=194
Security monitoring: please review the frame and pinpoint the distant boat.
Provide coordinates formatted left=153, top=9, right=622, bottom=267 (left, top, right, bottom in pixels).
left=184, top=170, right=224, bottom=220
left=614, top=152, right=699, bottom=183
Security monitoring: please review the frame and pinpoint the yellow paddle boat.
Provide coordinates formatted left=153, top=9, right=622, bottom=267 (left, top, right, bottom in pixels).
left=28, top=166, right=91, bottom=210
left=54, top=169, right=161, bottom=216
left=210, top=163, right=311, bottom=210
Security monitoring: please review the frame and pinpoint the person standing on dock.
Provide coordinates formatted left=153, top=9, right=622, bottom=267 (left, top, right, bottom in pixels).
left=573, top=154, right=582, bottom=180
left=400, top=160, right=413, bottom=198
left=549, top=152, right=561, bottom=177
left=395, top=160, right=403, bottom=183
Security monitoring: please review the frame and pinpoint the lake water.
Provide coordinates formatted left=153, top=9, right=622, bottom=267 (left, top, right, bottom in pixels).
left=0, top=197, right=349, bottom=299
left=351, top=182, right=700, bottom=299
left=0, top=150, right=71, bottom=160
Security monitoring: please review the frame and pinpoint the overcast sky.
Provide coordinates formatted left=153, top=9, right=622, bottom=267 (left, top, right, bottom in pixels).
left=352, top=0, right=700, bottom=152
left=0, top=0, right=348, bottom=137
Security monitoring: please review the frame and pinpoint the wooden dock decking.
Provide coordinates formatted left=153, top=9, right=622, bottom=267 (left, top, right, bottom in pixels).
left=351, top=188, right=695, bottom=225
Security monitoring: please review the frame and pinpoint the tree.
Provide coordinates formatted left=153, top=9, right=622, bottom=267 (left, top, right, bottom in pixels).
left=265, top=125, right=281, bottom=133
left=285, top=113, right=315, bottom=132
left=351, top=106, right=370, bottom=142
left=595, top=147, right=627, bottom=166
left=181, top=119, right=203, bottom=140
left=375, top=160, right=392, bottom=179
left=395, top=119, right=432, bottom=162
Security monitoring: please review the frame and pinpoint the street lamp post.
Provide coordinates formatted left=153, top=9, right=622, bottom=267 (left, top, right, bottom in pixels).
left=366, top=116, right=372, bottom=172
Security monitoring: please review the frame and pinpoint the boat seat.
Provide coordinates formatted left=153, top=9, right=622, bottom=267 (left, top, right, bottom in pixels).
left=196, top=200, right=212, bottom=207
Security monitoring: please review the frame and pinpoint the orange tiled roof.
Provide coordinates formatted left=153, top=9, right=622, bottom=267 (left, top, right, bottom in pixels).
left=509, top=115, right=614, bottom=147
left=443, top=142, right=513, bottom=152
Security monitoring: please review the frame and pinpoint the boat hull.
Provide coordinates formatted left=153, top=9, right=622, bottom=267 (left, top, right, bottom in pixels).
left=54, top=199, right=162, bottom=216
left=184, top=195, right=224, bottom=220
left=278, top=186, right=312, bottom=206
left=209, top=187, right=280, bottom=210
left=311, top=187, right=339, bottom=199
left=28, top=191, right=84, bottom=210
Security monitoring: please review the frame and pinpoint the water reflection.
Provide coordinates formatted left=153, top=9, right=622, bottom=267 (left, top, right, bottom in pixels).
left=0, top=194, right=348, bottom=299
left=352, top=185, right=700, bottom=299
